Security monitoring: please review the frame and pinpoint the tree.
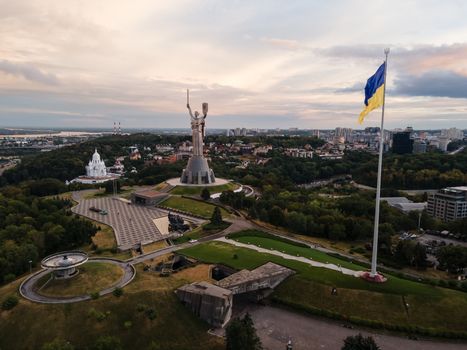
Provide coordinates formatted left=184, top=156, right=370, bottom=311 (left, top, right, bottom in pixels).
left=112, top=287, right=123, bottom=297
left=201, top=187, right=211, bottom=200
left=225, top=314, right=262, bottom=350
left=342, top=334, right=380, bottom=350
left=329, top=223, right=346, bottom=241
left=436, top=245, right=467, bottom=274
left=210, top=206, right=223, bottom=225
left=268, top=206, right=285, bottom=227
left=41, top=338, right=75, bottom=350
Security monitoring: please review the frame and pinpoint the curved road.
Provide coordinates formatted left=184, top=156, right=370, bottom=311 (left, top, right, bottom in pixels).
left=20, top=258, right=135, bottom=304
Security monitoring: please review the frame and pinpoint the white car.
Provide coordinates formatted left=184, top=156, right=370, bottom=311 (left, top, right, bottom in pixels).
left=189, top=239, right=198, bottom=244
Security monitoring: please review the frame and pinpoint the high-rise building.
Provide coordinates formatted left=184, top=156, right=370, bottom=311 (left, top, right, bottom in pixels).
left=427, top=187, right=467, bottom=222
left=335, top=127, right=352, bottom=142
left=441, top=128, right=464, bottom=140
left=392, top=131, right=413, bottom=154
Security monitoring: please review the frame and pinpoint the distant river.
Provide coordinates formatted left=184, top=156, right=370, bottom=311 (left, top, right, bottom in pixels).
left=0, top=131, right=106, bottom=138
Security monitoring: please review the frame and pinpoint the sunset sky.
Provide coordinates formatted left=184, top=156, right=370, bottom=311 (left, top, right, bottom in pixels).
left=1, top=0, right=467, bottom=129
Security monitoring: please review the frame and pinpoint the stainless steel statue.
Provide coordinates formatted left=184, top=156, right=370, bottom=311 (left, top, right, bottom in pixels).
left=180, top=90, right=216, bottom=184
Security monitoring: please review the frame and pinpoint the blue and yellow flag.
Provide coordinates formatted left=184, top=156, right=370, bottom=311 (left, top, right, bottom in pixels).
left=358, top=62, right=386, bottom=124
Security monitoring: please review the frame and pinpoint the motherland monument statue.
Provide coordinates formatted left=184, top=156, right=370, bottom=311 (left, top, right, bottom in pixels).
left=180, top=89, right=216, bottom=184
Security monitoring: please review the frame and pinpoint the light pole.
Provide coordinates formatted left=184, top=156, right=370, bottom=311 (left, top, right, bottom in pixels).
left=29, top=260, right=32, bottom=274
left=418, top=211, right=422, bottom=232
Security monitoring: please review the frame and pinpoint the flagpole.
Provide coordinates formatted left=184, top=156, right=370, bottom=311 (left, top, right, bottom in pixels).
left=370, top=48, right=389, bottom=278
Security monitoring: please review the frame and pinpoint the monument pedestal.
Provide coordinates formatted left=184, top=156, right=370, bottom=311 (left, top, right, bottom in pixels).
left=180, top=155, right=216, bottom=185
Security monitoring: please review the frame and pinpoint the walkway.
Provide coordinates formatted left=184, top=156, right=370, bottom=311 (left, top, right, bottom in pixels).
left=215, top=237, right=360, bottom=277
left=19, top=258, right=135, bottom=304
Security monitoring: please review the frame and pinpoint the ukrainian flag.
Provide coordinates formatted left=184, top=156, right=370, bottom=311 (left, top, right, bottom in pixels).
left=359, top=62, right=386, bottom=124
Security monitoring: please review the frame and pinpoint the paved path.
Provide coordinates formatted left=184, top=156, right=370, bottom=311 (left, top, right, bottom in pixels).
left=215, top=237, right=360, bottom=277
left=248, top=305, right=467, bottom=350
left=19, top=258, right=135, bottom=304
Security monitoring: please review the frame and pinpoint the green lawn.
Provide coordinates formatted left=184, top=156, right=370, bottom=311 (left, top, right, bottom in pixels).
left=37, top=262, right=124, bottom=297
left=161, top=196, right=229, bottom=218
left=228, top=231, right=365, bottom=271
left=179, top=241, right=467, bottom=333
left=169, top=182, right=238, bottom=196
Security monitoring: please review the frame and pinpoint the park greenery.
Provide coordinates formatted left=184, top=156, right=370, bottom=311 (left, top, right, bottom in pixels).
left=0, top=185, right=97, bottom=284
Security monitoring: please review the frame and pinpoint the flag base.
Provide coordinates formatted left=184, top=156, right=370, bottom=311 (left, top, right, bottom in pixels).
left=359, top=271, right=387, bottom=283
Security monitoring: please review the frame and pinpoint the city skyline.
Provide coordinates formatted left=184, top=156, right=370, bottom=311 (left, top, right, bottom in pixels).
left=1, top=1, right=467, bottom=129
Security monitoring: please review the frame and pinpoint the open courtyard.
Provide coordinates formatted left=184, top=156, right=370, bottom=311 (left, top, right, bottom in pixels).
left=72, top=197, right=168, bottom=249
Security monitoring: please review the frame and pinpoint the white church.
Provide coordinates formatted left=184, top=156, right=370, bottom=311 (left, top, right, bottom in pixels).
left=86, top=149, right=107, bottom=177
left=69, top=149, right=119, bottom=184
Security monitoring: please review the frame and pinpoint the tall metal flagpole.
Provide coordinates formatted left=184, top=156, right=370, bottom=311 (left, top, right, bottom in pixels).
left=370, top=48, right=389, bottom=278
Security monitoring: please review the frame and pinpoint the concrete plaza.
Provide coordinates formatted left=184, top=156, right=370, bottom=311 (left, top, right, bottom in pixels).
left=72, top=197, right=168, bottom=250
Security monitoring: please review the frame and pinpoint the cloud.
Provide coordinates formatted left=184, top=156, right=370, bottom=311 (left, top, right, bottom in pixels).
left=394, top=70, right=467, bottom=99
left=261, top=37, right=302, bottom=50
left=0, top=60, right=59, bottom=85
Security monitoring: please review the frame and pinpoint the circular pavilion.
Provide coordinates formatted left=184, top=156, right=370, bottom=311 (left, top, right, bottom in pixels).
left=41, top=251, right=89, bottom=279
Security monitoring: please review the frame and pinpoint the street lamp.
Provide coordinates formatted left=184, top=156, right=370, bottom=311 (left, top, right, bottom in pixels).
left=29, top=260, right=32, bottom=274
left=417, top=211, right=422, bottom=232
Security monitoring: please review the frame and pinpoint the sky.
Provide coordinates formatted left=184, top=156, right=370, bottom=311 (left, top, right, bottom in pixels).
left=1, top=0, right=467, bottom=130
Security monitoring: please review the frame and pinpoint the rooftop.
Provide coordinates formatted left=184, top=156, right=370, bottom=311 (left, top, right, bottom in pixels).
left=217, top=262, right=294, bottom=289
left=177, top=281, right=232, bottom=299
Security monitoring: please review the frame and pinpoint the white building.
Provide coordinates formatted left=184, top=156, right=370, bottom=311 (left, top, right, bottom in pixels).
left=441, top=128, right=464, bottom=141
left=86, top=149, right=107, bottom=177
left=69, top=149, right=119, bottom=184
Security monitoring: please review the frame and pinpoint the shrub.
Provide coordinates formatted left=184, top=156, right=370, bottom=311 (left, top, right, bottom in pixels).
left=2, top=295, right=19, bottom=310
left=87, top=308, right=106, bottom=321
left=112, top=287, right=123, bottom=297
left=123, top=321, right=132, bottom=329
left=145, top=308, right=157, bottom=320
left=90, top=292, right=100, bottom=300
left=136, top=303, right=148, bottom=313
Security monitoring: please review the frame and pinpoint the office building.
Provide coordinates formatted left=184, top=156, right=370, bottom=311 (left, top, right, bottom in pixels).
left=392, top=131, right=413, bottom=154
left=427, top=187, right=467, bottom=222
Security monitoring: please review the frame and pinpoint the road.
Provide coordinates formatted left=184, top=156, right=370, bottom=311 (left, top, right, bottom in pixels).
left=19, top=258, right=135, bottom=304
left=248, top=305, right=467, bottom=350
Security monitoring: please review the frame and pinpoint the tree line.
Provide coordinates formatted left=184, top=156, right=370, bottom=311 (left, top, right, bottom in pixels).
left=0, top=185, right=98, bottom=284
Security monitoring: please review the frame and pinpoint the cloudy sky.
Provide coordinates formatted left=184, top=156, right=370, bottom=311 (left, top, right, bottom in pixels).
left=1, top=0, right=467, bottom=130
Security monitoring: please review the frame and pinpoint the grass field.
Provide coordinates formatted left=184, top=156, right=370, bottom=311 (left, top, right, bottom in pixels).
left=179, top=241, right=467, bottom=332
left=37, top=262, right=124, bottom=297
left=80, top=219, right=132, bottom=260
left=161, top=196, right=229, bottom=218
left=227, top=230, right=365, bottom=271
left=91, top=222, right=116, bottom=250
left=169, top=182, right=238, bottom=196
left=0, top=264, right=223, bottom=350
